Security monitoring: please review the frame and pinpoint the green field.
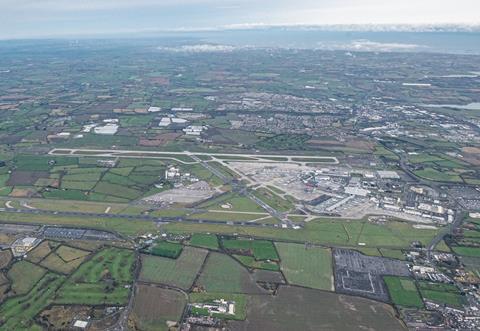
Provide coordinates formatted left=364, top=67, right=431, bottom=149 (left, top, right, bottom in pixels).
left=0, top=273, right=65, bottom=330
left=165, top=218, right=440, bottom=249
left=414, top=168, right=463, bottom=183
left=0, top=210, right=157, bottom=236
left=222, top=238, right=279, bottom=260
left=195, top=252, right=262, bottom=294
left=197, top=192, right=265, bottom=213
left=55, top=247, right=134, bottom=305
left=252, top=188, right=294, bottom=212
left=140, top=247, right=208, bottom=290
left=418, top=282, right=465, bottom=308
left=452, top=246, right=480, bottom=257
left=144, top=241, right=183, bottom=259
left=234, top=255, right=280, bottom=271
left=379, top=248, right=405, bottom=260
left=384, top=276, right=423, bottom=308
left=275, top=243, right=333, bottom=291
left=7, top=260, right=47, bottom=295
left=40, top=246, right=90, bottom=274
left=189, top=233, right=219, bottom=249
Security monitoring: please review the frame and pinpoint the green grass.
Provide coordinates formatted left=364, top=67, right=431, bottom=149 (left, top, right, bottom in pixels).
left=109, top=167, right=134, bottom=176
left=43, top=189, right=88, bottom=200
left=252, top=188, right=294, bottom=212
left=276, top=243, right=333, bottom=291
left=234, top=255, right=280, bottom=271
left=374, top=146, right=399, bottom=160
left=13, top=155, right=78, bottom=171
left=222, top=239, right=279, bottom=260
left=144, top=241, right=183, bottom=259
left=0, top=273, right=65, bottom=330
left=94, top=182, right=142, bottom=200
left=418, top=282, right=464, bottom=308
left=189, top=293, right=247, bottom=320
left=384, top=276, right=423, bottom=308
left=434, top=240, right=451, bottom=252
left=165, top=218, right=440, bottom=249
left=356, top=247, right=382, bottom=256
left=189, top=233, right=219, bottom=249
left=408, top=153, right=443, bottom=164
left=102, top=172, right=137, bottom=186
left=61, top=180, right=98, bottom=190
left=379, top=248, right=406, bottom=260
left=414, top=168, right=463, bottom=183
left=196, top=253, right=250, bottom=293
left=197, top=192, right=265, bottom=213
left=55, top=247, right=134, bottom=305
left=140, top=247, right=208, bottom=290
left=256, top=134, right=310, bottom=151
left=452, top=246, right=480, bottom=257
left=62, top=172, right=103, bottom=182
left=0, top=210, right=157, bottom=236
left=7, top=260, right=47, bottom=295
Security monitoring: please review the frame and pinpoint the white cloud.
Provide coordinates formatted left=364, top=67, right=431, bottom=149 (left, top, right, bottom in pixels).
left=341, top=40, right=423, bottom=52
left=158, top=44, right=238, bottom=52
left=0, top=0, right=479, bottom=39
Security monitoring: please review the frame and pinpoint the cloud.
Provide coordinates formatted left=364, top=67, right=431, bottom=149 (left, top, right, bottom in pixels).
left=0, top=0, right=479, bottom=39
left=158, top=44, right=238, bottom=53
left=315, top=39, right=425, bottom=52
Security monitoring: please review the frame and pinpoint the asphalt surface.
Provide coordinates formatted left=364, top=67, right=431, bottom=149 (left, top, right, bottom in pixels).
left=383, top=144, right=467, bottom=255
left=0, top=207, right=300, bottom=229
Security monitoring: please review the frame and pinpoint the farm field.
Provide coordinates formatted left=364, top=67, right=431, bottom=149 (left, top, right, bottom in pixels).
left=222, top=238, right=279, bottom=260
left=7, top=260, right=47, bottom=295
left=384, top=276, right=423, bottom=308
left=195, top=252, right=265, bottom=294
left=139, top=246, right=208, bottom=290
left=452, top=246, right=480, bottom=257
left=40, top=245, right=91, bottom=274
left=229, top=286, right=405, bottom=331
left=275, top=243, right=333, bottom=291
left=25, top=241, right=57, bottom=263
left=129, top=285, right=186, bottom=331
left=418, top=282, right=465, bottom=308
left=189, top=233, right=219, bottom=249
left=0, top=249, right=12, bottom=269
left=0, top=154, right=170, bottom=203
left=414, top=168, right=463, bottom=183
left=234, top=255, right=280, bottom=271
left=143, top=240, right=183, bottom=258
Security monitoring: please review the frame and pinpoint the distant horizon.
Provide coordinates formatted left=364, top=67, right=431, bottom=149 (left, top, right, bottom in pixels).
left=1, top=0, right=479, bottom=40
left=1, top=23, right=480, bottom=41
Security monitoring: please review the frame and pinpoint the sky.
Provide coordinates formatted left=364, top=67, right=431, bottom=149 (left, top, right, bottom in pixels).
left=0, top=0, right=479, bottom=39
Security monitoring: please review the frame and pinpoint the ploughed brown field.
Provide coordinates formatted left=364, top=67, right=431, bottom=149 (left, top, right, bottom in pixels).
left=229, top=286, right=406, bottom=331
